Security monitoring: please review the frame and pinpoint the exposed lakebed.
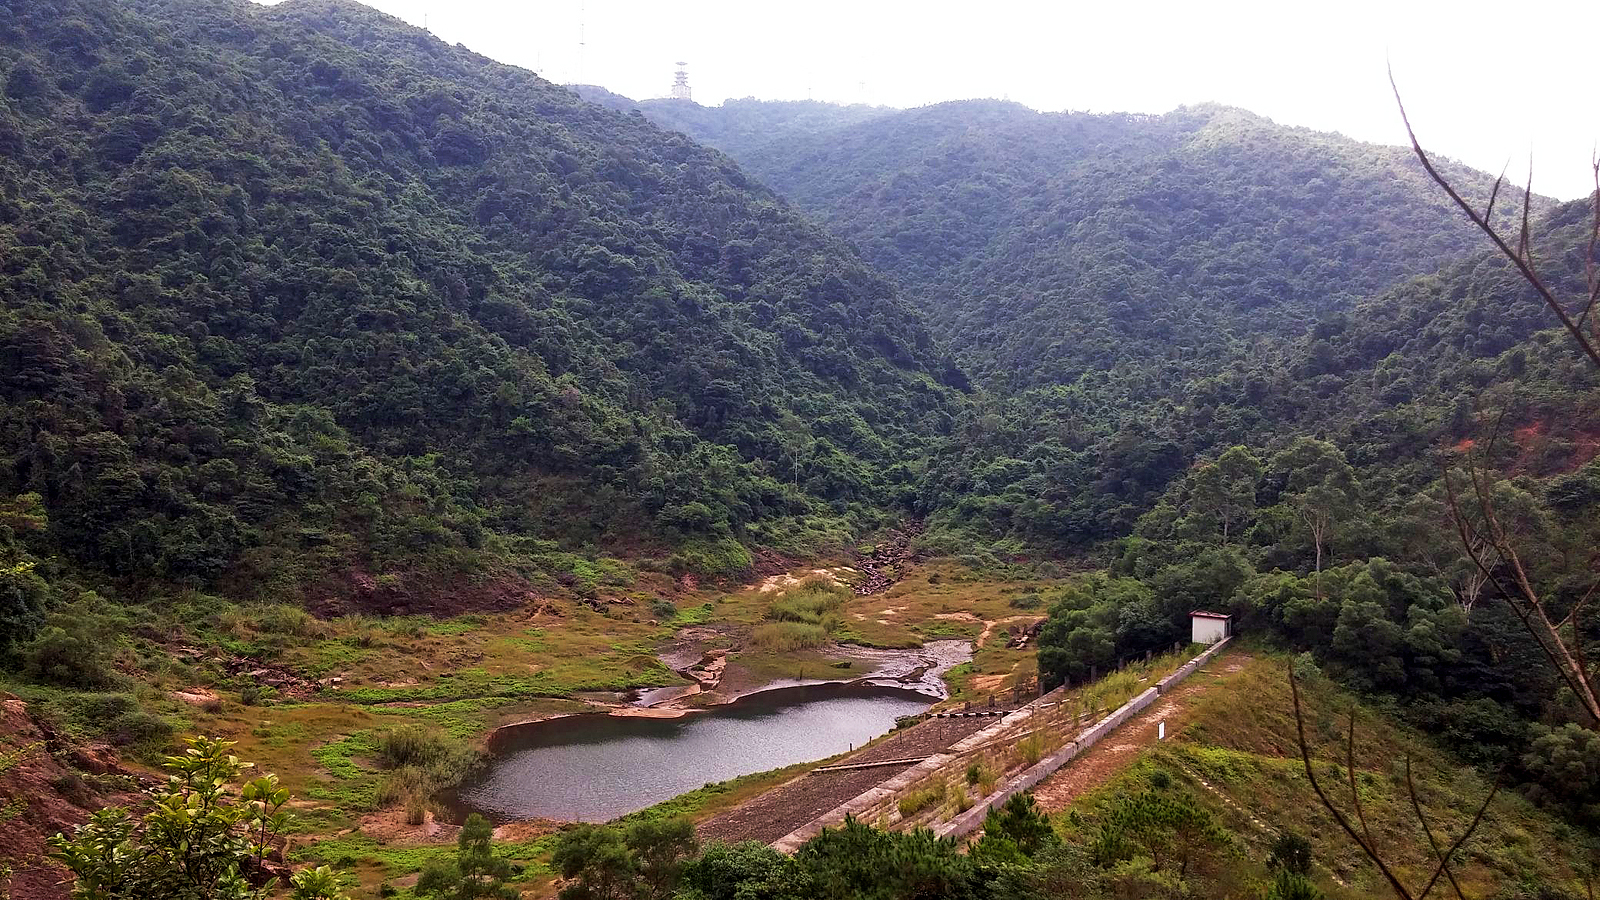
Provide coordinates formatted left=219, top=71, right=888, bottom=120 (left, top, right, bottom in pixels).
left=447, top=682, right=936, bottom=823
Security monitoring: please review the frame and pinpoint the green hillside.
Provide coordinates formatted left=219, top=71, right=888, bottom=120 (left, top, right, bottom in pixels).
left=0, top=0, right=963, bottom=612
left=624, top=97, right=1544, bottom=387
left=615, top=96, right=1565, bottom=544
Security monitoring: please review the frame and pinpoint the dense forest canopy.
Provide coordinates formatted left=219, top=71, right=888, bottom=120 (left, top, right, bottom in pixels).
left=0, top=0, right=966, bottom=608
left=621, top=96, right=1545, bottom=385
left=615, top=94, right=1580, bottom=546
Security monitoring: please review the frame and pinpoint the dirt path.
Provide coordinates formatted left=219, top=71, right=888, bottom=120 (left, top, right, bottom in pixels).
left=976, top=615, right=1046, bottom=649
left=1031, top=652, right=1252, bottom=815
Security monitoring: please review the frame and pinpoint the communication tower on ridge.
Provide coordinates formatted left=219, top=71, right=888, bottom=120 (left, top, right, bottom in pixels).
left=670, top=61, right=692, bottom=101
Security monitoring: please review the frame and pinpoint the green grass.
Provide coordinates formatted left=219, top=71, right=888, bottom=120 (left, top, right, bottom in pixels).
left=296, top=830, right=558, bottom=896
left=328, top=660, right=675, bottom=705
left=897, top=782, right=947, bottom=819
left=1052, top=654, right=1590, bottom=900
left=295, top=757, right=828, bottom=898
left=750, top=621, right=829, bottom=651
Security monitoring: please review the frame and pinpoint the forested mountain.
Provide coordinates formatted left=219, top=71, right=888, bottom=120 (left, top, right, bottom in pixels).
left=917, top=198, right=1600, bottom=545
left=618, top=95, right=1566, bottom=543
left=623, top=97, right=1543, bottom=386
left=0, top=0, right=964, bottom=609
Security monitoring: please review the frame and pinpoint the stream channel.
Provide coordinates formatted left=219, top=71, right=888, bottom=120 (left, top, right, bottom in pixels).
left=447, top=682, right=936, bottom=823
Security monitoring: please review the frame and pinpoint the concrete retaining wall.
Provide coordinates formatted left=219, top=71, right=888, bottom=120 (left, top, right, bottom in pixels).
left=771, top=636, right=1234, bottom=851
left=935, top=636, right=1232, bottom=840
left=770, top=687, right=1067, bottom=852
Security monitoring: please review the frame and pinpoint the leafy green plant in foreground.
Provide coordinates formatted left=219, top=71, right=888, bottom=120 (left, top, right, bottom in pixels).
left=48, top=736, right=348, bottom=900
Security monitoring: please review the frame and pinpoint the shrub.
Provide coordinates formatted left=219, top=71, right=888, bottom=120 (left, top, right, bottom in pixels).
left=1018, top=731, right=1046, bottom=766
left=49, top=736, right=348, bottom=900
left=898, top=782, right=946, bottom=819
left=1268, top=830, right=1314, bottom=875
left=20, top=613, right=127, bottom=691
left=404, top=796, right=427, bottom=826
left=1009, top=593, right=1042, bottom=610
left=752, top=579, right=848, bottom=651
left=253, top=604, right=324, bottom=637
left=374, top=726, right=481, bottom=813
left=765, top=579, right=848, bottom=625
left=238, top=684, right=277, bottom=706
left=105, top=709, right=173, bottom=749
left=71, top=693, right=139, bottom=722
left=668, top=538, right=753, bottom=578
left=1266, top=870, right=1323, bottom=900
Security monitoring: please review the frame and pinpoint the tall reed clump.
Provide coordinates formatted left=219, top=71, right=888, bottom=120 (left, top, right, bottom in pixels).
left=752, top=578, right=849, bottom=650
left=751, top=621, right=829, bottom=651
left=375, top=725, right=482, bottom=825
left=1017, top=730, right=1046, bottom=766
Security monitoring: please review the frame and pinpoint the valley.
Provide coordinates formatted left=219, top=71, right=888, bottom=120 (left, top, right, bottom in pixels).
left=0, top=0, right=1597, bottom=898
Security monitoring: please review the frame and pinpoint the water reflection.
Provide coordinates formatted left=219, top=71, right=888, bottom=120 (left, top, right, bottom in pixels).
left=448, top=683, right=933, bottom=822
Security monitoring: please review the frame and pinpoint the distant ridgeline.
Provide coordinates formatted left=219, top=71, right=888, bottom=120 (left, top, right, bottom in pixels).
left=610, top=94, right=1600, bottom=546
left=0, top=0, right=966, bottom=607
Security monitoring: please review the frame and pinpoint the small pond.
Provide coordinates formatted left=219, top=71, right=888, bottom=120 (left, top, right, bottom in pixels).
left=447, top=682, right=934, bottom=823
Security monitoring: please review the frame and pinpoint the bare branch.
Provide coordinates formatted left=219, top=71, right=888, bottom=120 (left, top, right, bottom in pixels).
left=1406, top=756, right=1467, bottom=900
left=1390, top=67, right=1600, bottom=370
left=1484, top=165, right=1507, bottom=229
left=1290, top=669, right=1416, bottom=900
left=1347, top=708, right=1377, bottom=852
left=1518, top=164, right=1533, bottom=264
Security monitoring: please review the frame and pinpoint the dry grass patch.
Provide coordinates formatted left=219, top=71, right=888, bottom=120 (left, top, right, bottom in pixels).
left=1052, top=654, right=1588, bottom=900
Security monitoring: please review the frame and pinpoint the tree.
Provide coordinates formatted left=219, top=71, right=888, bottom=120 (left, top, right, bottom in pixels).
left=1088, top=791, right=1228, bottom=878
left=1185, top=446, right=1262, bottom=542
left=552, top=825, right=635, bottom=900
left=417, top=814, right=517, bottom=900
left=1268, top=439, right=1358, bottom=578
left=1267, top=831, right=1314, bottom=877
left=625, top=818, right=697, bottom=900
left=1037, top=578, right=1135, bottom=687
left=1394, top=492, right=1490, bottom=612
left=1266, top=870, right=1324, bottom=900
left=49, top=737, right=347, bottom=900
left=1521, top=723, right=1600, bottom=824
left=551, top=818, right=697, bottom=900
left=676, top=841, right=796, bottom=900
left=971, top=792, right=1059, bottom=863
left=793, top=817, right=976, bottom=900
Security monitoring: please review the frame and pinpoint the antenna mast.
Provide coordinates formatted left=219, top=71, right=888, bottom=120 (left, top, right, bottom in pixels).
left=670, top=61, right=692, bottom=101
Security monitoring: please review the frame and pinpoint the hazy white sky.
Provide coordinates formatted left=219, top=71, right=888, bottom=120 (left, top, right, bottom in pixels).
left=287, top=0, right=1597, bottom=199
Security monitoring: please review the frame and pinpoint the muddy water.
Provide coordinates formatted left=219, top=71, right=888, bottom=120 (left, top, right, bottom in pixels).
left=447, top=683, right=934, bottom=823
